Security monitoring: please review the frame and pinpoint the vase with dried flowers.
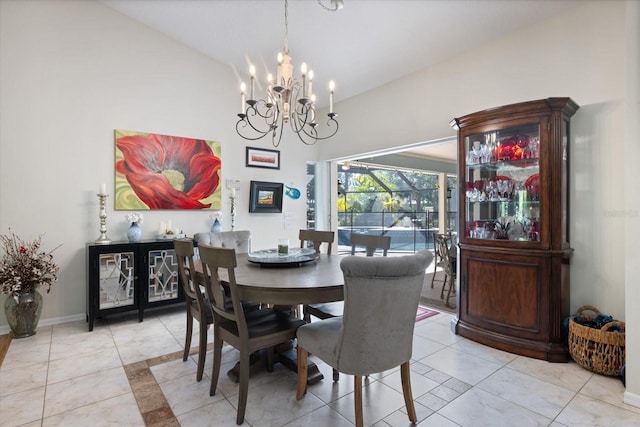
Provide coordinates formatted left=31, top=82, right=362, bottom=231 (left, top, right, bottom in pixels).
left=126, top=212, right=144, bottom=242
left=0, top=232, right=61, bottom=338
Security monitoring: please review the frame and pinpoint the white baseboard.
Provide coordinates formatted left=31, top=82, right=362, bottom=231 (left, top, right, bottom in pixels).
left=0, top=313, right=86, bottom=335
left=624, top=391, right=640, bottom=409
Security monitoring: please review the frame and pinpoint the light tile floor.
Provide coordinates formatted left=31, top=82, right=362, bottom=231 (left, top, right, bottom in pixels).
left=1, top=306, right=638, bottom=427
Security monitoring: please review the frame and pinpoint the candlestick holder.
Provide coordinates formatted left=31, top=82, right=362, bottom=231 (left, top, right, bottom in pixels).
left=230, top=195, right=237, bottom=231
left=95, top=193, right=112, bottom=244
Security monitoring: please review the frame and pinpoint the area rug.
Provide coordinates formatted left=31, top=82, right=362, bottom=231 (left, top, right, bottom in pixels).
left=416, top=306, right=439, bottom=322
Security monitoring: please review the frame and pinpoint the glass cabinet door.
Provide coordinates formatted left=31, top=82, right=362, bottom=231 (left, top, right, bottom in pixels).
left=99, top=252, right=135, bottom=309
left=463, top=123, right=540, bottom=242
left=147, top=248, right=179, bottom=303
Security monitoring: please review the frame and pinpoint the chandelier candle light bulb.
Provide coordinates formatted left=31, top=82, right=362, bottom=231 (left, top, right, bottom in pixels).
left=249, top=64, right=256, bottom=100
left=240, top=82, right=246, bottom=112
left=329, top=80, right=335, bottom=114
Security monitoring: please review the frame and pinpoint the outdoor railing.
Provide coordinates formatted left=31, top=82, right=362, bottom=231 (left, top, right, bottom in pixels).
left=337, top=210, right=457, bottom=253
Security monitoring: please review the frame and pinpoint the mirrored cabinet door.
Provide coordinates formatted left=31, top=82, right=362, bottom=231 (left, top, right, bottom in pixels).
left=98, top=251, right=135, bottom=310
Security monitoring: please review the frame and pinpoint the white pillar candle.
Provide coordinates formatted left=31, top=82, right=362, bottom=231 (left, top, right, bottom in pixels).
left=230, top=188, right=236, bottom=198
left=240, top=82, right=246, bottom=112
left=329, top=80, right=335, bottom=113
left=100, top=183, right=106, bottom=194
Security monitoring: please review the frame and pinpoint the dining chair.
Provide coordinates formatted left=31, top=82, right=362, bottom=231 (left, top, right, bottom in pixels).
left=305, top=232, right=391, bottom=381
left=349, top=232, right=391, bottom=256
left=295, top=251, right=432, bottom=427
left=299, top=229, right=334, bottom=255
left=193, top=230, right=251, bottom=253
left=198, top=244, right=306, bottom=425
left=436, top=233, right=456, bottom=308
left=174, top=238, right=212, bottom=382
left=429, top=231, right=450, bottom=289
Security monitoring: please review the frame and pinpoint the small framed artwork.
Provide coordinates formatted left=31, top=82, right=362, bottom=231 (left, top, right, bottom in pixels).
left=249, top=181, right=283, bottom=213
left=246, top=146, right=280, bottom=169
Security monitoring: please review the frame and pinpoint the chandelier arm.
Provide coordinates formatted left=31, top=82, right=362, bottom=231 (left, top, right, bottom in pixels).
left=299, top=115, right=339, bottom=142
left=236, top=119, right=270, bottom=141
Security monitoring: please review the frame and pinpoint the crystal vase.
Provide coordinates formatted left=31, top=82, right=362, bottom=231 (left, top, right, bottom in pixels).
left=4, top=290, right=43, bottom=338
left=127, top=222, right=142, bottom=242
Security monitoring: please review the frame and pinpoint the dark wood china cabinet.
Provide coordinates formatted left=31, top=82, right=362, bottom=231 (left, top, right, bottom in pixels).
left=450, top=98, right=579, bottom=362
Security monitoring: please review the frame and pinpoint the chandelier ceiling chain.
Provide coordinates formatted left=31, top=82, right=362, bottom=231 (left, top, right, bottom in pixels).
left=235, top=0, right=340, bottom=147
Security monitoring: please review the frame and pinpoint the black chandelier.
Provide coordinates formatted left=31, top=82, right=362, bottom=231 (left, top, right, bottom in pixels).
left=236, top=0, right=340, bottom=147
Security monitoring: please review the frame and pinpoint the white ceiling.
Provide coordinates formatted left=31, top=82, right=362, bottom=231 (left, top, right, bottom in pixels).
left=101, top=0, right=581, bottom=162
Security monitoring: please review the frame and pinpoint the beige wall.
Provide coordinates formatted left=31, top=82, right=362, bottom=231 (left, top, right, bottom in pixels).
left=318, top=0, right=638, bottom=403
left=0, top=0, right=311, bottom=326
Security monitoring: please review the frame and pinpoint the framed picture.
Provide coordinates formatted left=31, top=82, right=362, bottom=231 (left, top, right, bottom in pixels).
left=249, top=181, right=283, bottom=213
left=115, top=129, right=221, bottom=210
left=246, top=146, right=280, bottom=169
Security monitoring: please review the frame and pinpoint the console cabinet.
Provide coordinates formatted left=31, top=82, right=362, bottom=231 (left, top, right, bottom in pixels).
left=450, top=98, right=579, bottom=361
left=86, top=240, right=182, bottom=331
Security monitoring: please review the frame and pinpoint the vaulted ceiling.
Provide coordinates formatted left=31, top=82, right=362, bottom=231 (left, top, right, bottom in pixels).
left=101, top=0, right=581, bottom=163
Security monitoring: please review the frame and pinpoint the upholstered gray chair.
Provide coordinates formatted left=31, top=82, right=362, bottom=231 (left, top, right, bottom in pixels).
left=296, top=251, right=432, bottom=427
left=193, top=230, right=251, bottom=253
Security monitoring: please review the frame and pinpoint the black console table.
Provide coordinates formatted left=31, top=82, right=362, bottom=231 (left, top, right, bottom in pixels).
left=86, top=240, right=183, bottom=331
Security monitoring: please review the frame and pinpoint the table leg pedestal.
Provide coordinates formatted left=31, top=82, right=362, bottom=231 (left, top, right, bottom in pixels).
left=226, top=346, right=324, bottom=385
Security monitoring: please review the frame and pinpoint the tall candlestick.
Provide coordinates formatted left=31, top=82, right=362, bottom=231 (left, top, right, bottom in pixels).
left=230, top=193, right=237, bottom=231
left=95, top=193, right=111, bottom=244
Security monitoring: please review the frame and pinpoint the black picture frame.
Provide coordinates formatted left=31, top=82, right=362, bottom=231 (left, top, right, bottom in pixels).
left=249, top=181, right=283, bottom=213
left=245, top=146, right=280, bottom=169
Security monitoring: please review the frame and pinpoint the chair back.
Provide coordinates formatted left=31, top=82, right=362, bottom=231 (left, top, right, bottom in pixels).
left=193, top=230, right=251, bottom=254
left=197, top=244, right=248, bottom=335
left=299, top=229, right=335, bottom=255
left=337, top=251, right=432, bottom=375
left=350, top=233, right=391, bottom=256
left=174, top=238, right=207, bottom=312
left=436, top=234, right=455, bottom=277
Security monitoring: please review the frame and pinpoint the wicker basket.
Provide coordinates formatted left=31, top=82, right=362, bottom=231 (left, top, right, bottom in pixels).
left=568, top=305, right=625, bottom=376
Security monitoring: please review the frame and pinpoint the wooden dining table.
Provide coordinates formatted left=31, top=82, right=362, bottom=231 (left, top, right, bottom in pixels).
left=196, top=252, right=345, bottom=384
left=218, top=252, right=344, bottom=306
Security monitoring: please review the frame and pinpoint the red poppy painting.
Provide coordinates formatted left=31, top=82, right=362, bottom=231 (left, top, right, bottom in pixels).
left=115, top=129, right=221, bottom=210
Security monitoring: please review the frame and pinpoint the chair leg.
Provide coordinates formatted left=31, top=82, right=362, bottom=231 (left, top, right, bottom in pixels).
left=430, top=253, right=438, bottom=288
left=400, top=361, right=417, bottom=423
left=333, top=368, right=340, bottom=382
left=183, top=312, right=193, bottom=361
left=445, top=276, right=455, bottom=308
left=354, top=375, right=363, bottom=427
left=209, top=336, right=222, bottom=396
left=296, top=346, right=308, bottom=400
left=236, top=350, right=250, bottom=425
left=439, top=273, right=449, bottom=299
left=196, top=319, right=207, bottom=381
left=303, top=305, right=311, bottom=323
